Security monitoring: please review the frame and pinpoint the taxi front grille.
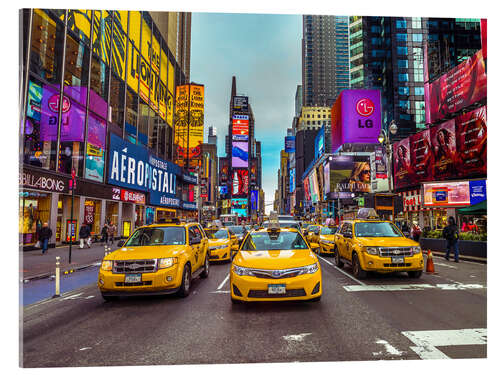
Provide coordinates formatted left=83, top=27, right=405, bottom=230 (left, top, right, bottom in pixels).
left=115, top=281, right=153, bottom=287
left=113, top=259, right=157, bottom=274
left=383, top=263, right=412, bottom=268
left=209, top=255, right=219, bottom=260
left=251, top=269, right=302, bottom=279
left=248, top=289, right=306, bottom=298
left=379, top=247, right=413, bottom=257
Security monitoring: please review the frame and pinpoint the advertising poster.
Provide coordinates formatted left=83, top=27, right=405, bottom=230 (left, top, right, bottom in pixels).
left=425, top=50, right=487, bottom=123
left=331, top=155, right=372, bottom=193
left=469, top=180, right=486, bottom=205
left=145, top=207, right=155, bottom=225
left=285, top=136, right=296, bottom=153
left=232, top=96, right=249, bottom=112
left=410, top=129, right=434, bottom=184
left=188, top=84, right=204, bottom=167
left=231, top=169, right=249, bottom=196
left=314, top=126, right=325, bottom=160
left=231, top=198, right=248, bottom=217
left=232, top=115, right=249, bottom=141
left=83, top=201, right=95, bottom=225
left=455, top=106, right=487, bottom=177
left=232, top=141, right=249, bottom=168
left=289, top=168, right=296, bottom=194
left=84, top=155, right=105, bottom=182
left=324, top=161, right=331, bottom=194
left=250, top=190, right=259, bottom=211
left=219, top=158, right=229, bottom=183
left=219, top=185, right=228, bottom=196
left=250, top=159, right=258, bottom=184
left=393, top=138, right=413, bottom=189
left=87, top=113, right=107, bottom=151
left=309, top=173, right=318, bottom=204
left=27, top=80, right=42, bottom=121
left=423, top=181, right=470, bottom=207
left=303, top=176, right=311, bottom=203
left=430, top=119, right=457, bottom=180
left=374, top=147, right=388, bottom=179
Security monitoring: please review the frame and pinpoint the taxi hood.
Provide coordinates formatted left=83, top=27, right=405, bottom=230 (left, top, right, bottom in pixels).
left=234, top=249, right=317, bottom=269
left=106, top=245, right=188, bottom=260
left=208, top=238, right=229, bottom=246
left=355, top=236, right=419, bottom=247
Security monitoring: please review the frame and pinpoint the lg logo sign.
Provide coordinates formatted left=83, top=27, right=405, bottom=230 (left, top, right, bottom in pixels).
left=356, top=98, right=375, bottom=128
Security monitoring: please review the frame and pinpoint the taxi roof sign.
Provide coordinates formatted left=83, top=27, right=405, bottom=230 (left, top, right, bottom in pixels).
left=356, top=208, right=379, bottom=220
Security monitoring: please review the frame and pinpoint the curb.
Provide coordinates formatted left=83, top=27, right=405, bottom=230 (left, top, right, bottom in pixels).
left=21, top=262, right=102, bottom=283
left=426, top=250, right=487, bottom=264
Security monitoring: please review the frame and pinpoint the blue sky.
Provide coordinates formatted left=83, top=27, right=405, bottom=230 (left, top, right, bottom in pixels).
left=190, top=12, right=302, bottom=211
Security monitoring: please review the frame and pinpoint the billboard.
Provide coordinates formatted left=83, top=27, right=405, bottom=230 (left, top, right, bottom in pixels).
left=425, top=50, right=487, bottom=123
left=219, top=158, right=229, bottom=184
left=231, top=169, right=249, bottom=196
left=374, top=147, right=388, bottom=179
left=430, top=119, right=457, bottom=180
left=331, top=90, right=382, bottom=153
left=231, top=198, right=248, bottom=217
left=285, top=136, right=296, bottom=153
left=232, top=115, right=249, bottom=141
left=469, top=179, right=486, bottom=205
left=250, top=158, right=258, bottom=184
left=324, top=161, right=331, bottom=194
left=393, top=138, right=413, bottom=189
left=289, top=168, right=296, bottom=193
left=314, top=126, right=325, bottom=160
left=423, top=181, right=470, bottom=207
left=232, top=96, right=249, bottom=112
left=455, top=106, right=487, bottom=177
left=232, top=142, right=249, bottom=168
left=303, top=175, right=311, bottom=203
left=250, top=190, right=259, bottom=210
left=330, top=155, right=371, bottom=193
left=410, top=129, right=434, bottom=183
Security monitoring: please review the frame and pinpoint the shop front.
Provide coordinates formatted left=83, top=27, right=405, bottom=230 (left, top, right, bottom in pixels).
left=19, top=190, right=52, bottom=246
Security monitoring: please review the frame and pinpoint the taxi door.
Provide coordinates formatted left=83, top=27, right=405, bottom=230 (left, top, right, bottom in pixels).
left=342, top=222, right=354, bottom=263
left=336, top=222, right=350, bottom=259
left=197, top=225, right=209, bottom=264
left=188, top=226, right=203, bottom=272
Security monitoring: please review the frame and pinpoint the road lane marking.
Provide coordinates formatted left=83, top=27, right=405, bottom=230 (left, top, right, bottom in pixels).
left=217, top=274, right=230, bottom=290
left=282, top=333, right=312, bottom=342
left=79, top=347, right=92, bottom=351
left=318, top=256, right=366, bottom=286
left=209, top=290, right=230, bottom=294
left=62, top=293, right=84, bottom=300
left=344, top=283, right=485, bottom=292
left=434, top=262, right=457, bottom=269
left=372, top=339, right=404, bottom=356
left=401, top=328, right=487, bottom=360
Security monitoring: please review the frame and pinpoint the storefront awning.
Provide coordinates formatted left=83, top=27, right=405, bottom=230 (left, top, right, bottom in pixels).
left=458, top=200, right=487, bottom=215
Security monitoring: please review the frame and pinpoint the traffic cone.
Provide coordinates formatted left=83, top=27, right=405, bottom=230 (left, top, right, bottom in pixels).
left=425, top=250, right=435, bottom=274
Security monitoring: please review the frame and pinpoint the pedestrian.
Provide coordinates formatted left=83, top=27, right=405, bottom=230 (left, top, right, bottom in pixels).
left=411, top=223, right=422, bottom=243
left=443, top=216, right=460, bottom=263
left=108, top=222, right=117, bottom=245
left=101, top=222, right=109, bottom=244
left=39, top=222, right=52, bottom=255
left=79, top=223, right=91, bottom=249
left=461, top=219, right=471, bottom=232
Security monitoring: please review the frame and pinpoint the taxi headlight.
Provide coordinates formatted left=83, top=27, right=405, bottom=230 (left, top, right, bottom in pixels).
left=101, top=260, right=113, bottom=271
left=233, top=265, right=252, bottom=276
left=210, top=245, right=227, bottom=250
left=298, top=263, right=319, bottom=275
left=412, top=246, right=421, bottom=254
left=158, top=257, right=178, bottom=269
left=364, top=247, right=379, bottom=255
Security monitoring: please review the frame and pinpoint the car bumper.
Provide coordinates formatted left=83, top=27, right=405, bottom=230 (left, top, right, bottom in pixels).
left=209, top=246, right=231, bottom=261
left=319, top=242, right=335, bottom=253
left=230, top=270, right=322, bottom=302
left=360, top=253, right=424, bottom=272
left=98, top=266, right=182, bottom=295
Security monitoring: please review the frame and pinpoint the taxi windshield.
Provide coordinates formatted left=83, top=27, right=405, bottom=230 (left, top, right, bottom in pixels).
left=125, top=227, right=186, bottom=246
left=354, top=222, right=403, bottom=238
left=241, top=231, right=308, bottom=251
left=227, top=226, right=245, bottom=234
left=307, top=225, right=320, bottom=232
left=205, top=229, right=228, bottom=240
left=320, top=227, right=337, bottom=235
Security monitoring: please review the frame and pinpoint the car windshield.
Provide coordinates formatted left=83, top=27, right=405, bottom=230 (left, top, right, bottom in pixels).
left=227, top=226, right=245, bottom=234
left=125, top=227, right=186, bottom=246
left=307, top=225, right=320, bottom=232
left=354, top=222, right=403, bottom=237
left=262, top=222, right=300, bottom=230
left=205, top=229, right=228, bottom=240
left=241, top=231, right=309, bottom=251
left=320, top=227, right=337, bottom=235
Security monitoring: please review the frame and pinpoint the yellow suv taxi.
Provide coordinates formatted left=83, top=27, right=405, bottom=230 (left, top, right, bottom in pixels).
left=205, top=226, right=238, bottom=262
left=98, top=220, right=209, bottom=301
left=318, top=225, right=338, bottom=256
left=230, top=219, right=322, bottom=303
left=334, top=209, right=424, bottom=279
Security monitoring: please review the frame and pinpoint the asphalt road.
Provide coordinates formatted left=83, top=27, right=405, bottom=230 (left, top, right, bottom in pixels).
left=21, top=255, right=487, bottom=367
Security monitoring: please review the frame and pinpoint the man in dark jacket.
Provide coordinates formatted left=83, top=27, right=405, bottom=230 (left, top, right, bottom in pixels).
left=39, top=222, right=52, bottom=255
left=443, top=216, right=460, bottom=262
left=79, top=223, right=91, bottom=249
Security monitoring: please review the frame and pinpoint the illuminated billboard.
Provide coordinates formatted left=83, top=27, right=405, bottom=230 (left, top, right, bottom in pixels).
left=455, top=106, right=487, bottom=177
left=232, top=96, right=249, bottom=112
left=232, top=115, right=249, bottom=141
left=330, top=155, right=371, bottom=193
left=232, top=142, right=249, bottom=168
left=430, top=119, right=457, bottom=180
left=410, top=129, right=433, bottom=183
left=393, top=138, right=413, bottom=189
left=231, top=169, right=249, bottom=197
left=423, top=181, right=470, bottom=207
left=231, top=198, right=248, bottom=217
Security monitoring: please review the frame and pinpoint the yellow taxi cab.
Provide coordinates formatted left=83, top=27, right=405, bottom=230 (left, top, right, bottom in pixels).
left=318, top=225, right=338, bottom=256
left=98, top=219, right=210, bottom=301
left=304, top=224, right=321, bottom=244
left=230, top=213, right=322, bottom=303
left=334, top=208, right=424, bottom=279
left=204, top=225, right=238, bottom=262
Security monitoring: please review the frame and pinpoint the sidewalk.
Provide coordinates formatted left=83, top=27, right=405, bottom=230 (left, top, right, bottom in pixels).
left=426, top=250, right=487, bottom=264
left=20, top=242, right=121, bottom=281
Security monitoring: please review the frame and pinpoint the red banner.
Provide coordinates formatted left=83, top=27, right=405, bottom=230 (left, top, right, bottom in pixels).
left=393, top=138, right=413, bottom=189
left=84, top=202, right=95, bottom=225
left=410, top=129, right=434, bottom=184
left=120, top=189, right=146, bottom=204
left=455, top=106, right=487, bottom=177
left=430, top=119, right=457, bottom=180
left=425, top=50, right=486, bottom=123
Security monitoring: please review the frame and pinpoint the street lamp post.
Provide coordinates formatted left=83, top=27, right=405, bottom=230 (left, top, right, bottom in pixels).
left=378, top=121, right=398, bottom=193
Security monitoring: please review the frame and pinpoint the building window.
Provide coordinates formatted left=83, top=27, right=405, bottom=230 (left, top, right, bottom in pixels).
left=109, top=73, right=125, bottom=129
left=397, top=59, right=408, bottom=68
left=398, top=87, right=410, bottom=95
left=396, top=33, right=407, bottom=42
left=412, top=17, right=422, bottom=29
left=412, top=34, right=423, bottom=42
left=414, top=86, right=425, bottom=96
left=125, top=88, right=138, bottom=143
left=398, top=73, right=409, bottom=82
left=397, top=46, right=408, bottom=55
left=396, top=20, right=407, bottom=29
left=63, top=33, right=90, bottom=106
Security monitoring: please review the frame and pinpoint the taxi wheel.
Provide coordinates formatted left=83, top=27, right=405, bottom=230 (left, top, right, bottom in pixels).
left=335, top=248, right=344, bottom=268
left=352, top=253, right=367, bottom=279
left=177, top=264, right=191, bottom=298
left=408, top=270, right=422, bottom=278
left=101, top=294, right=118, bottom=302
left=200, top=254, right=209, bottom=279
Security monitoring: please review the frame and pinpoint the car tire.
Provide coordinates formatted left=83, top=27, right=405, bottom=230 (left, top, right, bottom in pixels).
left=200, top=254, right=209, bottom=279
left=308, top=296, right=321, bottom=302
left=352, top=253, right=367, bottom=279
left=335, top=247, right=344, bottom=268
left=177, top=263, right=191, bottom=298
left=231, top=297, right=242, bottom=304
left=408, top=270, right=423, bottom=278
left=101, top=294, right=118, bottom=302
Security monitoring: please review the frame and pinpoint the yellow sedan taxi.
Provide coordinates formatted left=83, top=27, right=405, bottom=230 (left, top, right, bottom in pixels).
left=334, top=209, right=424, bottom=279
left=205, top=227, right=238, bottom=262
left=318, top=225, right=338, bottom=256
left=98, top=220, right=209, bottom=301
left=230, top=219, right=322, bottom=303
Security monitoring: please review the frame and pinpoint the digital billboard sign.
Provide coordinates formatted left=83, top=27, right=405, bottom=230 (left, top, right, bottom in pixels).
left=232, top=96, right=249, bottom=112
left=250, top=190, right=259, bottom=211
left=232, top=142, right=249, bottom=168
left=423, top=181, right=470, bottom=207
left=314, top=126, right=325, bottom=160
left=330, top=155, right=371, bottom=193
left=231, top=169, right=249, bottom=197
left=410, top=129, right=434, bottom=184
left=393, top=138, right=413, bottom=189
left=232, top=115, right=249, bottom=141
left=455, top=106, right=487, bottom=177
left=285, top=136, right=296, bottom=153
left=231, top=198, right=248, bottom=217
left=430, top=119, right=457, bottom=181
left=425, top=50, right=487, bottom=123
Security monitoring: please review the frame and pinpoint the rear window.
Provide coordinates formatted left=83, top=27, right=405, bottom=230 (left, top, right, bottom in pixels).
left=241, top=231, right=308, bottom=251
left=320, top=227, right=337, bottom=235
left=125, top=227, right=186, bottom=246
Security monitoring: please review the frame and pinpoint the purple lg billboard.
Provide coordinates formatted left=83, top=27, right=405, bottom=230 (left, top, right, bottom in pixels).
left=331, top=90, right=382, bottom=153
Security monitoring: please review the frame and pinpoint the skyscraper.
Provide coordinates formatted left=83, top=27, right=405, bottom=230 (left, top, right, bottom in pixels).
left=302, top=15, right=350, bottom=107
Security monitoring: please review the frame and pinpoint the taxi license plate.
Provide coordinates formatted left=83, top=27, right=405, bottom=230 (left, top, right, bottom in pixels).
left=391, top=256, right=405, bottom=264
left=125, top=274, right=142, bottom=283
left=268, top=284, right=286, bottom=294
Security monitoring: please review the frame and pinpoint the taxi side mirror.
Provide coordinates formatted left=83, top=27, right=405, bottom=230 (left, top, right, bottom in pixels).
left=117, top=240, right=125, bottom=248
